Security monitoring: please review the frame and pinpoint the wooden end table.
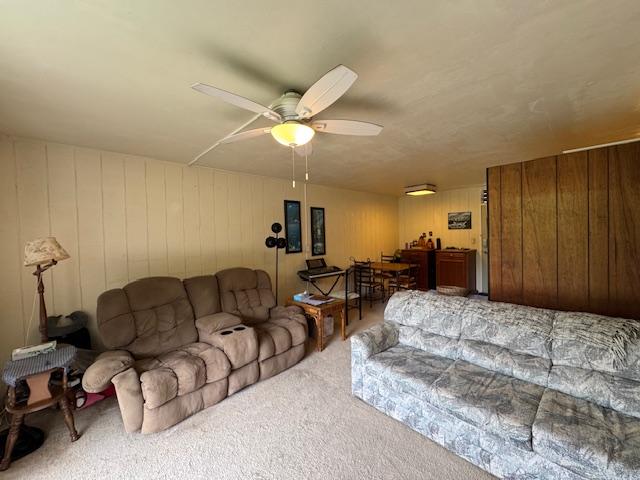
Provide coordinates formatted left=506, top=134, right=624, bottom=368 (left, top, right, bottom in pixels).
left=287, top=298, right=346, bottom=352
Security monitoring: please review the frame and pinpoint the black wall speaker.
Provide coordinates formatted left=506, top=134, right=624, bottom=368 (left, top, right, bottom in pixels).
left=436, top=238, right=441, bottom=249
left=271, top=222, right=282, bottom=234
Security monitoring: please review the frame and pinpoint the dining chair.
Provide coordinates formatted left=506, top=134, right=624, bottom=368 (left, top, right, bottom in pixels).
left=353, top=260, right=385, bottom=307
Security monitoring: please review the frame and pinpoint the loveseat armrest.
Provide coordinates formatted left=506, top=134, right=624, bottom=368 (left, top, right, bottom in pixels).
left=196, top=312, right=242, bottom=342
left=351, top=322, right=399, bottom=398
left=82, top=350, right=134, bottom=393
left=270, top=305, right=308, bottom=334
left=351, top=322, right=399, bottom=360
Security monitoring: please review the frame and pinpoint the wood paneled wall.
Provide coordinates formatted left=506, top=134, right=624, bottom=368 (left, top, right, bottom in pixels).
left=0, top=135, right=398, bottom=361
left=487, top=142, right=640, bottom=318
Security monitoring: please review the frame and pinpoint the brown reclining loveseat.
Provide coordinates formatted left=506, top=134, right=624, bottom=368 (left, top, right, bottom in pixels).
left=82, top=267, right=307, bottom=433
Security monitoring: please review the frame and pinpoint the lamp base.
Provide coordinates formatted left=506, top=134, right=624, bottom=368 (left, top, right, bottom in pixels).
left=0, top=425, right=45, bottom=465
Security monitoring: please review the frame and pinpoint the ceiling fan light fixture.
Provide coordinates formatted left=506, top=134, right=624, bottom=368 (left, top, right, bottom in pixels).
left=404, top=184, right=437, bottom=196
left=271, top=122, right=315, bottom=147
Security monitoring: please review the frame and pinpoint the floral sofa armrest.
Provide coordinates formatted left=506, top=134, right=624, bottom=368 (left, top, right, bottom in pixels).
left=82, top=350, right=134, bottom=393
left=351, top=322, right=399, bottom=398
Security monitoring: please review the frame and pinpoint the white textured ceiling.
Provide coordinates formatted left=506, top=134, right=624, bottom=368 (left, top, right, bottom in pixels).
left=1, top=1, right=640, bottom=195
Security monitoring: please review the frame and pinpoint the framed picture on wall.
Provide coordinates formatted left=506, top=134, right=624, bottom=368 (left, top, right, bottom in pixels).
left=448, top=211, right=472, bottom=229
left=310, top=207, right=326, bottom=256
left=284, top=200, right=302, bottom=253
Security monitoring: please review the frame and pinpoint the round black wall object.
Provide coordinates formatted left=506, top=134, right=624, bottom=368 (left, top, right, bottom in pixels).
left=276, top=237, right=287, bottom=249
left=265, top=237, right=277, bottom=248
left=271, top=222, right=282, bottom=234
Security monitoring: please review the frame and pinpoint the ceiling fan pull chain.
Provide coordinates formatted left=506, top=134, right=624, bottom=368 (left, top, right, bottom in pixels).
left=291, top=146, right=296, bottom=188
left=305, top=152, right=309, bottom=181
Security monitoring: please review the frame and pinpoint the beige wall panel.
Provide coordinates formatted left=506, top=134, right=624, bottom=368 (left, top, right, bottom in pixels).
left=213, top=171, right=231, bottom=271
left=182, top=166, right=201, bottom=278
left=197, top=167, right=216, bottom=274
left=124, top=155, right=149, bottom=281
left=165, top=163, right=185, bottom=278
left=250, top=175, right=265, bottom=271
left=0, top=136, right=24, bottom=360
left=15, top=140, right=52, bottom=344
left=145, top=160, right=168, bottom=276
left=227, top=174, right=243, bottom=268
left=101, top=153, right=128, bottom=289
left=75, top=148, right=105, bottom=345
left=47, top=143, right=81, bottom=316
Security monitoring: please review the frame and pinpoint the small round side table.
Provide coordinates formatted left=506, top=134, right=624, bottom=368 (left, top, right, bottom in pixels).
left=1, top=345, right=80, bottom=471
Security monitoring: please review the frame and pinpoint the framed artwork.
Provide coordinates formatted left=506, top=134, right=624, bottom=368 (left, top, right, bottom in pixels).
left=448, top=211, right=472, bottom=230
left=310, top=207, right=326, bottom=256
left=284, top=200, right=302, bottom=253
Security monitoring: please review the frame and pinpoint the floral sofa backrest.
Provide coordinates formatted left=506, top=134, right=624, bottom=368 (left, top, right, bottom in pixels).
left=384, top=290, right=640, bottom=418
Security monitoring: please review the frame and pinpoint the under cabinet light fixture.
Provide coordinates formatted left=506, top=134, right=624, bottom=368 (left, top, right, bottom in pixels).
left=404, top=184, right=437, bottom=196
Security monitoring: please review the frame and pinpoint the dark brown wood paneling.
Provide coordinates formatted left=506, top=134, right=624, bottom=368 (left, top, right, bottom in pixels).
left=588, top=148, right=609, bottom=314
left=487, top=166, right=502, bottom=300
left=487, top=143, right=640, bottom=318
left=522, top=156, right=557, bottom=308
left=609, top=142, right=640, bottom=318
left=500, top=163, right=523, bottom=303
left=557, top=152, right=589, bottom=310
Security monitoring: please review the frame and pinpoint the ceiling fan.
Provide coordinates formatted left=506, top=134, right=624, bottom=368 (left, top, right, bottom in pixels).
left=190, top=65, right=383, bottom=165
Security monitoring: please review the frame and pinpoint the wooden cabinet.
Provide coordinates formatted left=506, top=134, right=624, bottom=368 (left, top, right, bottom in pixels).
left=400, top=249, right=435, bottom=290
left=436, top=249, right=476, bottom=292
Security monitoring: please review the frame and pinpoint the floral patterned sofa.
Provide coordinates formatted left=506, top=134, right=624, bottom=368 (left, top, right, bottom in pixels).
left=352, top=291, right=640, bottom=479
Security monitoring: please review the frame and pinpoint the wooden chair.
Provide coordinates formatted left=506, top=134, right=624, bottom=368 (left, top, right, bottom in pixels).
left=353, top=260, right=385, bottom=307
left=331, top=265, right=363, bottom=321
left=375, top=252, right=396, bottom=295
left=388, top=263, right=419, bottom=296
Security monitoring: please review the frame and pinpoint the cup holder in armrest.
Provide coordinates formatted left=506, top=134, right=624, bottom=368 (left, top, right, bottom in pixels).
left=209, top=324, right=258, bottom=369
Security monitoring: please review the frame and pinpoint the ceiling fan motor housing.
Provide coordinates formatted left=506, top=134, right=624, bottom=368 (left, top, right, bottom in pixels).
left=273, top=91, right=304, bottom=122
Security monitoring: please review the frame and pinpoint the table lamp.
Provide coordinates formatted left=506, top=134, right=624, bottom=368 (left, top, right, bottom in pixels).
left=23, top=237, right=69, bottom=343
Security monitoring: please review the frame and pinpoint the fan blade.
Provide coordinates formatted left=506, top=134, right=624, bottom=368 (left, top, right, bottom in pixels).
left=311, top=119, right=383, bottom=136
left=219, top=127, right=272, bottom=144
left=295, top=65, right=358, bottom=118
left=295, top=142, right=313, bottom=157
left=191, top=83, right=281, bottom=122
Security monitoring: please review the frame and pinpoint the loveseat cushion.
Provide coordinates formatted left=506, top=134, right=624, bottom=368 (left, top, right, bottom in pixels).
left=183, top=275, right=221, bottom=319
left=123, top=277, right=197, bottom=358
left=138, top=342, right=230, bottom=409
left=532, top=389, right=640, bottom=479
left=548, top=365, right=640, bottom=419
left=365, top=345, right=454, bottom=399
left=551, top=311, right=640, bottom=383
left=428, top=359, right=545, bottom=449
left=460, top=300, right=554, bottom=359
left=384, top=290, right=466, bottom=339
left=397, top=325, right=459, bottom=360
left=458, top=339, right=551, bottom=387
left=216, top=268, right=276, bottom=323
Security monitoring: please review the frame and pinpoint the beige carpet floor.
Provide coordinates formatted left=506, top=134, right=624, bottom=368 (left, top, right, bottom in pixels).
left=5, top=304, right=494, bottom=480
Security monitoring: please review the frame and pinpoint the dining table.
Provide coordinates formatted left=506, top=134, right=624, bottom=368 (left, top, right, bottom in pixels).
left=369, top=262, right=412, bottom=299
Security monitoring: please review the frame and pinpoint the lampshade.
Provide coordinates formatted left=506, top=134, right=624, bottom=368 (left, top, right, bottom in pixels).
left=271, top=122, right=315, bottom=147
left=24, top=237, right=70, bottom=266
